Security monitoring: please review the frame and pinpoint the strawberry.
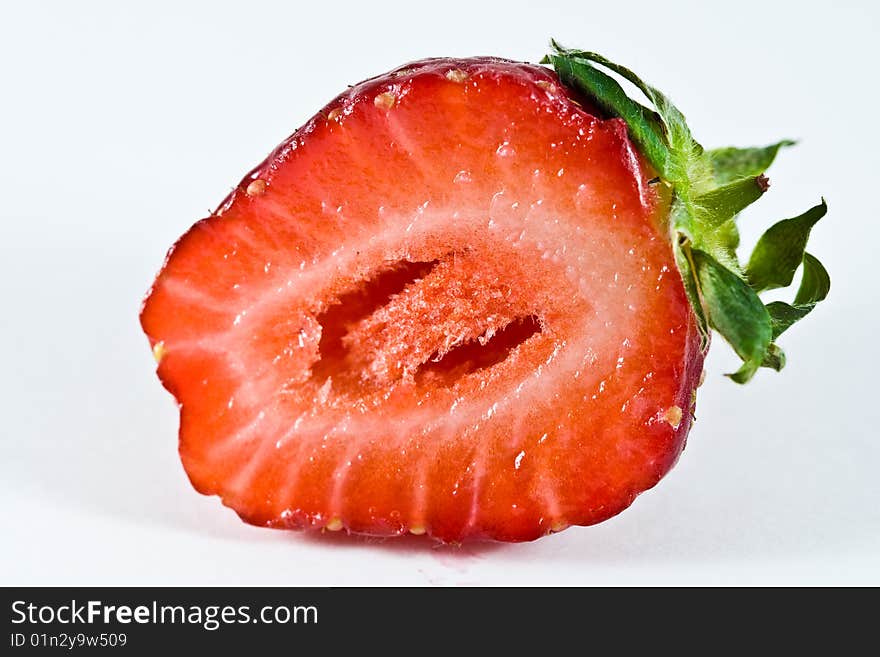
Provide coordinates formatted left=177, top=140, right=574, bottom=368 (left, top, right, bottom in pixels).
left=141, top=44, right=828, bottom=542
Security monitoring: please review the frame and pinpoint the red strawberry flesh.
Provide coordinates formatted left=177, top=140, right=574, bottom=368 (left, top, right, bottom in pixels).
left=141, top=58, right=703, bottom=542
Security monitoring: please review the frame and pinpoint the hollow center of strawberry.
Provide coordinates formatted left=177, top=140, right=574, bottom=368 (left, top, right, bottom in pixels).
left=309, top=249, right=548, bottom=396
left=414, top=315, right=542, bottom=388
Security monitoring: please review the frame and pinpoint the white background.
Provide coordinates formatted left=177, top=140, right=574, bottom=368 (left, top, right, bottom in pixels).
left=2, top=0, right=878, bottom=586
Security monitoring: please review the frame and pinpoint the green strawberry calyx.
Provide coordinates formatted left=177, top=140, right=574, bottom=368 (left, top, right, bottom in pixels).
left=544, top=41, right=830, bottom=383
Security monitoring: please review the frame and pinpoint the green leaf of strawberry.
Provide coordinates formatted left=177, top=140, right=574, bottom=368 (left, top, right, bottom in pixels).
left=765, top=252, right=831, bottom=339
left=691, top=249, right=772, bottom=383
left=709, top=140, right=795, bottom=185
left=543, top=46, right=672, bottom=179
left=693, top=175, right=769, bottom=229
left=746, top=200, right=828, bottom=291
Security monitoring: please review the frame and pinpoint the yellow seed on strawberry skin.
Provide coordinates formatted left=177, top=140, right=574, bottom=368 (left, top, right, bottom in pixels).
left=373, top=91, right=396, bottom=110
left=409, top=525, right=426, bottom=535
left=325, top=517, right=344, bottom=531
left=536, top=80, right=555, bottom=92
left=246, top=179, right=266, bottom=197
left=664, top=405, right=683, bottom=429
left=327, top=108, right=342, bottom=122
left=152, top=341, right=166, bottom=364
left=445, top=69, right=468, bottom=83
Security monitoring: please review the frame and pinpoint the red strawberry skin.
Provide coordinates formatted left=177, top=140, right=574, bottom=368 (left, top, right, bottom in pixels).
left=141, top=58, right=704, bottom=542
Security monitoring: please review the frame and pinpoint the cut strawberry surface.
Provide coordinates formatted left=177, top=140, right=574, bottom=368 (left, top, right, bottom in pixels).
left=141, top=50, right=827, bottom=542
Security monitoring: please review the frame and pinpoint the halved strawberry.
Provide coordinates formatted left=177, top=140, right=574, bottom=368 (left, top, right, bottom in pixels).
left=141, top=47, right=827, bottom=542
